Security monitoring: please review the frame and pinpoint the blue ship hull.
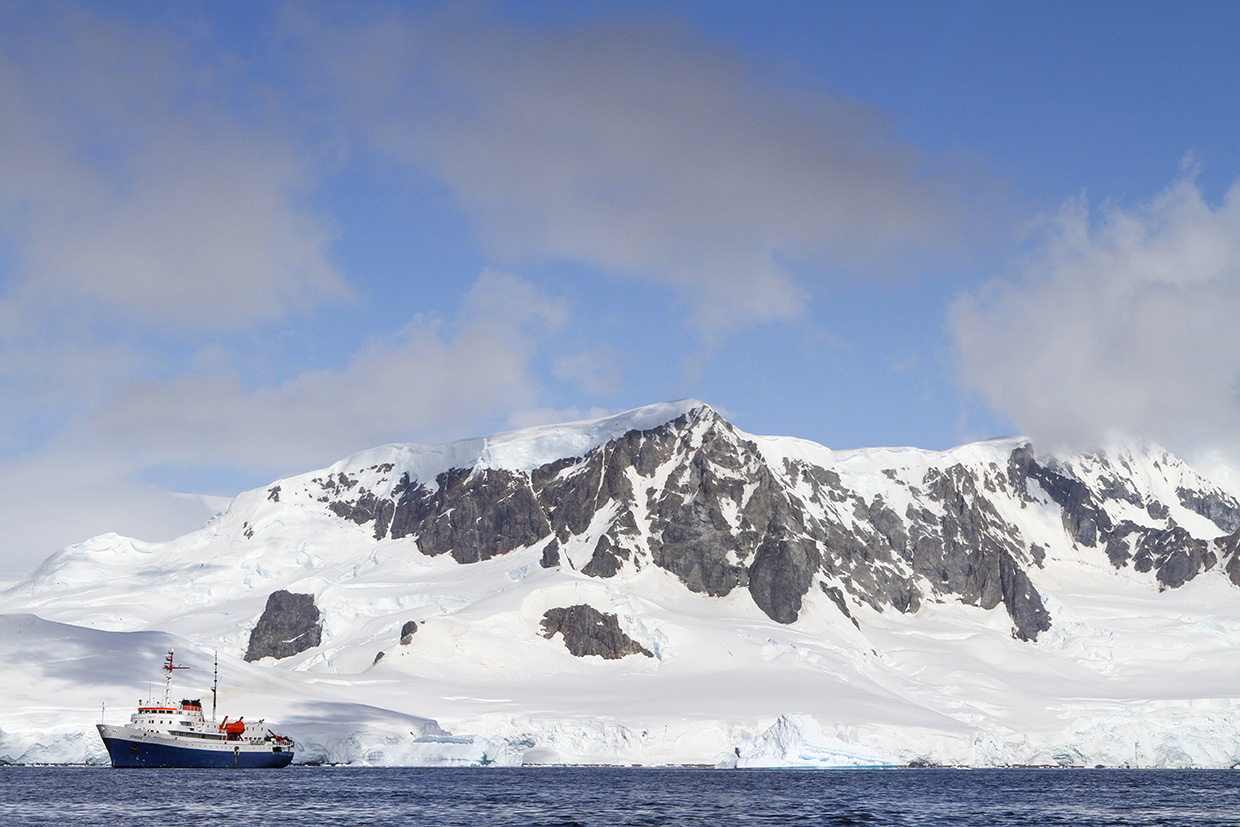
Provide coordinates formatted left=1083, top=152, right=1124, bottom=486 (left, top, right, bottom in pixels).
left=100, top=735, right=294, bottom=769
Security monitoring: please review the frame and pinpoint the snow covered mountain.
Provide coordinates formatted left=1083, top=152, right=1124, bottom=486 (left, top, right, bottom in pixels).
left=5, top=399, right=1240, bottom=768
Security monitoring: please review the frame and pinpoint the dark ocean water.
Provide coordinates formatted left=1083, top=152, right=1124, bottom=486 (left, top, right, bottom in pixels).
left=2, top=767, right=1238, bottom=826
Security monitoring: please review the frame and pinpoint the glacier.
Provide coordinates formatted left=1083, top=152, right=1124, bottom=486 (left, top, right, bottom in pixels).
left=3, top=400, right=1240, bottom=768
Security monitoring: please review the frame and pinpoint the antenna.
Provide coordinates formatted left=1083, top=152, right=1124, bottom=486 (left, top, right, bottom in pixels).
left=212, top=651, right=219, bottom=722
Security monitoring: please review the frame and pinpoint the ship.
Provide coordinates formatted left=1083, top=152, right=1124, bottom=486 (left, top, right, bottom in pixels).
left=97, top=650, right=295, bottom=768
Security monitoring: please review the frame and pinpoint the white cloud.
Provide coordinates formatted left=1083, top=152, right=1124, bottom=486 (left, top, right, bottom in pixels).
left=0, top=270, right=567, bottom=575
left=505, top=406, right=614, bottom=432
left=66, top=271, right=566, bottom=473
left=951, top=170, right=1240, bottom=468
left=0, top=450, right=223, bottom=578
left=293, top=10, right=965, bottom=337
left=553, top=347, right=622, bottom=396
left=0, top=8, right=345, bottom=335
left=0, top=334, right=152, bottom=452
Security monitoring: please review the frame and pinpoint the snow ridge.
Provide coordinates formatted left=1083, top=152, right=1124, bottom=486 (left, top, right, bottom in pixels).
left=4, top=400, right=1240, bottom=768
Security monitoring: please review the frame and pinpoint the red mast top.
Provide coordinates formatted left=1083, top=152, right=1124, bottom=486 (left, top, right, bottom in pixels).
left=164, top=651, right=190, bottom=675
left=159, top=650, right=190, bottom=705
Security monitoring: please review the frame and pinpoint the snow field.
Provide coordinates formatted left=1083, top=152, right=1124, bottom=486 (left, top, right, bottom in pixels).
left=5, top=401, right=1240, bottom=767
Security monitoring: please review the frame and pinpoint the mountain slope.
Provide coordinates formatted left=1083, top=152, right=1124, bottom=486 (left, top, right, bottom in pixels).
left=4, top=400, right=1240, bottom=767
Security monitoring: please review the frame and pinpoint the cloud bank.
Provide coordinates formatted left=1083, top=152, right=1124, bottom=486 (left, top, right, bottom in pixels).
left=0, top=8, right=344, bottom=334
left=295, top=9, right=964, bottom=336
left=952, top=170, right=1240, bottom=467
left=0, top=4, right=983, bottom=573
left=0, top=269, right=567, bottom=574
left=74, top=270, right=567, bottom=471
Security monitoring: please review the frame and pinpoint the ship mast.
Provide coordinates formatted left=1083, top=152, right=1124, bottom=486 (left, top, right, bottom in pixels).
left=211, top=651, right=219, bottom=722
left=161, top=650, right=189, bottom=705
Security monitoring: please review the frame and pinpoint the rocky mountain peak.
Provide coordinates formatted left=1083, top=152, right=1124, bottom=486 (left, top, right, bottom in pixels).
left=16, top=401, right=1240, bottom=654
left=198, top=401, right=1240, bottom=645
left=8, top=401, right=1240, bottom=770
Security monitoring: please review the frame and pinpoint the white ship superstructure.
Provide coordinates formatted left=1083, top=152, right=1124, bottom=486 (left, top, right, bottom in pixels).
left=96, top=651, right=294, bottom=768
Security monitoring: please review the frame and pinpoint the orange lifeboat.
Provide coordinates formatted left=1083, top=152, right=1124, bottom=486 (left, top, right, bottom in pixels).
left=221, top=717, right=246, bottom=739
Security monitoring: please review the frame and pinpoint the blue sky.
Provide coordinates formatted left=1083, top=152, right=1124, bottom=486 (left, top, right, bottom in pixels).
left=3, top=0, right=1240, bottom=574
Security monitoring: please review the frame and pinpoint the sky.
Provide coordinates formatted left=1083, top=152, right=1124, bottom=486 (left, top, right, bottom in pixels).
left=2, top=0, right=1240, bottom=575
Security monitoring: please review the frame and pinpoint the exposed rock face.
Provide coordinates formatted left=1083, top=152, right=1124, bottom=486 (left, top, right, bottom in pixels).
left=1178, top=487, right=1240, bottom=534
left=581, top=535, right=626, bottom=578
left=399, top=620, right=418, bottom=645
left=1006, top=446, right=1230, bottom=594
left=1008, top=446, right=1111, bottom=548
left=244, top=590, right=322, bottom=662
left=289, top=404, right=1240, bottom=643
left=540, top=605, right=653, bottom=659
left=748, top=536, right=817, bottom=625
left=1218, top=528, right=1240, bottom=587
left=386, top=468, right=552, bottom=563
left=539, top=539, right=561, bottom=568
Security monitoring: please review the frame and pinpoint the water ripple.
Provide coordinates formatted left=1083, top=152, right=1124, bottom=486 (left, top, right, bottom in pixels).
left=2, top=767, right=1238, bottom=826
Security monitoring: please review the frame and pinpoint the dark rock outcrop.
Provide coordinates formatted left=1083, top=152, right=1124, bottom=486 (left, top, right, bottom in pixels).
left=1006, top=446, right=1225, bottom=597
left=909, top=463, right=1050, bottom=641
left=1011, top=448, right=1113, bottom=548
left=748, top=536, right=818, bottom=624
left=329, top=490, right=393, bottom=539
left=539, top=539, right=561, bottom=568
left=278, top=404, right=1240, bottom=644
left=1178, top=487, right=1240, bottom=534
left=999, top=551, right=1051, bottom=641
left=399, top=620, right=418, bottom=645
left=581, top=535, right=627, bottom=578
left=1216, top=528, right=1240, bottom=587
left=328, top=467, right=552, bottom=560
left=388, top=469, right=552, bottom=563
left=244, top=590, right=322, bottom=662
left=540, top=605, right=653, bottom=659
left=1129, top=526, right=1216, bottom=589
